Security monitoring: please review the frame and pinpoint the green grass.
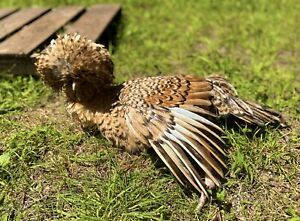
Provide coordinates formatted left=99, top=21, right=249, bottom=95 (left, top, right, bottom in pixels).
left=1, top=0, right=300, bottom=220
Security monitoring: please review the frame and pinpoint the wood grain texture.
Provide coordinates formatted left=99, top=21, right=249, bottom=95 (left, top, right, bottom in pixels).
left=0, top=6, right=84, bottom=56
left=0, top=8, right=50, bottom=40
left=65, top=4, right=121, bottom=42
left=0, top=8, right=18, bottom=19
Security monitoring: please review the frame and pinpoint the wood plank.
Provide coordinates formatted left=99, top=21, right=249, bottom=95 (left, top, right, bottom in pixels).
left=0, top=8, right=18, bottom=20
left=65, top=4, right=121, bottom=42
left=0, top=6, right=84, bottom=56
left=0, top=8, right=50, bottom=40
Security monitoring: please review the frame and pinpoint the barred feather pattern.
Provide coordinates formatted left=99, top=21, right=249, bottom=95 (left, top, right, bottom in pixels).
left=35, top=33, right=286, bottom=202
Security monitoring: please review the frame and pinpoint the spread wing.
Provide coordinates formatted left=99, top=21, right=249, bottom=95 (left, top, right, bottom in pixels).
left=123, top=76, right=227, bottom=196
left=123, top=75, right=285, bottom=195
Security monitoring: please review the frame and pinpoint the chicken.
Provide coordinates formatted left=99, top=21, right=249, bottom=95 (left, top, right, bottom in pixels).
left=35, top=33, right=286, bottom=208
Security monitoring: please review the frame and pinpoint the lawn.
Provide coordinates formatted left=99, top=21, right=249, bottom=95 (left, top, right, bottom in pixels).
left=0, top=0, right=299, bottom=220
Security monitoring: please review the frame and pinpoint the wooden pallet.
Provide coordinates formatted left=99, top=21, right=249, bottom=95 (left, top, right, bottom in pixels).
left=0, top=4, right=121, bottom=75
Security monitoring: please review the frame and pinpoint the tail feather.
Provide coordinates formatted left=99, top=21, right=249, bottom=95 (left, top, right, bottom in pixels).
left=234, top=100, right=286, bottom=127
left=208, top=76, right=287, bottom=127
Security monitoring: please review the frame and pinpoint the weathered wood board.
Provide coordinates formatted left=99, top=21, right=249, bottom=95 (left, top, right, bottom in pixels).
left=0, top=4, right=121, bottom=75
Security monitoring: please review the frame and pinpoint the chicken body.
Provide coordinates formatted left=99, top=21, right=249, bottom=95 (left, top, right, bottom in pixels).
left=35, top=33, right=285, bottom=205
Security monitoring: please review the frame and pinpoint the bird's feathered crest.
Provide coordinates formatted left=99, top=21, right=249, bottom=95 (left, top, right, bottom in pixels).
left=35, top=33, right=114, bottom=91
